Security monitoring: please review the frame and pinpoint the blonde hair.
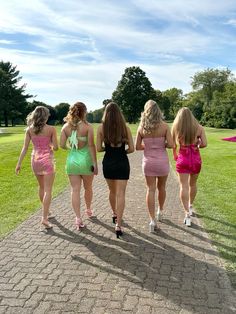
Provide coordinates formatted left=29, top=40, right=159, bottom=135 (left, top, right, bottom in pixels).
left=26, top=106, right=49, bottom=134
left=140, top=100, right=163, bottom=134
left=172, top=107, right=199, bottom=145
left=64, top=102, right=87, bottom=126
left=102, top=102, right=128, bottom=146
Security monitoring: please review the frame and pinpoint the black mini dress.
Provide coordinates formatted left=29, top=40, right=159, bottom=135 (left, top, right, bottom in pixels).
left=102, top=143, right=130, bottom=180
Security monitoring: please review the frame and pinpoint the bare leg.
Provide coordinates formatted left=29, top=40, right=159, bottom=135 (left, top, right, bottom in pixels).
left=106, top=179, right=117, bottom=216
left=145, top=176, right=156, bottom=220
left=157, top=175, right=168, bottom=210
left=115, top=180, right=128, bottom=227
left=82, top=174, right=94, bottom=212
left=35, top=175, right=44, bottom=203
left=68, top=175, right=82, bottom=218
left=178, top=173, right=190, bottom=214
left=189, top=174, right=199, bottom=205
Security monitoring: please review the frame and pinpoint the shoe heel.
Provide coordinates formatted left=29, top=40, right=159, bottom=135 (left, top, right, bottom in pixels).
left=115, top=225, right=123, bottom=238
left=112, top=216, right=117, bottom=224
left=149, top=221, right=155, bottom=233
left=75, top=218, right=85, bottom=231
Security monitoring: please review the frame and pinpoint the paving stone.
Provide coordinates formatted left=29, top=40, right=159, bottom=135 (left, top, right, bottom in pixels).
left=0, top=152, right=235, bottom=313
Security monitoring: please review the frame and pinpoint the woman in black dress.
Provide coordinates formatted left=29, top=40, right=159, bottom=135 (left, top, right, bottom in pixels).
left=97, top=102, right=134, bottom=238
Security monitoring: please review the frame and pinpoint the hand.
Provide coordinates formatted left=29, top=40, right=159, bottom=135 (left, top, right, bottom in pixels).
left=15, top=164, right=21, bottom=175
left=93, top=165, right=98, bottom=175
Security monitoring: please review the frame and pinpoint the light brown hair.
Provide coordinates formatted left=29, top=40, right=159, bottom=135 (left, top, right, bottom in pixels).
left=172, top=107, right=199, bottom=145
left=102, top=102, right=128, bottom=146
left=26, top=106, right=49, bottom=134
left=140, top=100, right=163, bottom=134
left=64, top=102, right=87, bottom=126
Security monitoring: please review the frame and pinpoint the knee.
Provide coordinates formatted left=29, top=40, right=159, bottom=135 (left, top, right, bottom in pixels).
left=147, top=186, right=156, bottom=193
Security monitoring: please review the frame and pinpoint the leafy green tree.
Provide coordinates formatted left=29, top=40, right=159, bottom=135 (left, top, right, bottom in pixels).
left=191, top=68, right=234, bottom=108
left=0, top=61, right=32, bottom=126
left=87, top=111, right=94, bottom=123
left=202, top=82, right=236, bottom=128
left=92, top=108, right=104, bottom=123
left=112, top=66, right=156, bottom=123
left=55, top=102, right=70, bottom=124
left=162, top=88, right=184, bottom=120
left=102, top=99, right=112, bottom=107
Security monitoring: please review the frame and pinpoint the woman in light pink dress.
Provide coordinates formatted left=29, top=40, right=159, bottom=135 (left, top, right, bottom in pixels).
left=172, top=107, right=207, bottom=227
left=16, top=106, right=58, bottom=229
left=136, top=100, right=173, bottom=232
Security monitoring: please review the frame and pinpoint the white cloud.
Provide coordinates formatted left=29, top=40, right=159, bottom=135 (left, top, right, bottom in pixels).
left=0, top=0, right=236, bottom=109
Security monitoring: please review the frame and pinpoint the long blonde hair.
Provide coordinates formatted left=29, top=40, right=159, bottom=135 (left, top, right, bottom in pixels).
left=140, top=100, right=163, bottom=134
left=64, top=102, right=87, bottom=126
left=102, top=102, right=128, bottom=146
left=26, top=106, right=49, bottom=134
left=172, top=107, right=199, bottom=145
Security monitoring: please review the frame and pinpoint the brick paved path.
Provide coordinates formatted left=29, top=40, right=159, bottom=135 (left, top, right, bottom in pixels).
left=0, top=151, right=235, bottom=314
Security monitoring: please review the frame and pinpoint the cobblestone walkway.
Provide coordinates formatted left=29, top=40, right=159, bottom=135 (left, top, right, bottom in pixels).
left=0, top=151, right=235, bottom=314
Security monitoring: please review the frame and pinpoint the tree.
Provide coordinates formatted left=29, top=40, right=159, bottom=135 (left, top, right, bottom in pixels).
left=112, top=66, right=156, bottom=123
left=92, top=108, right=104, bottom=123
left=162, top=88, right=184, bottom=120
left=191, top=68, right=234, bottom=108
left=0, top=61, right=32, bottom=126
left=55, top=102, right=70, bottom=124
left=102, top=99, right=112, bottom=107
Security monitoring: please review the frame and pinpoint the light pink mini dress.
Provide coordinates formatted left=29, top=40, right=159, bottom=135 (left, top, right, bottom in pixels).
left=31, top=136, right=55, bottom=175
left=142, top=137, right=170, bottom=177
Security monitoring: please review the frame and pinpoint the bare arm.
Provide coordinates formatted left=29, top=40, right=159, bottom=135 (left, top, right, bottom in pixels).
left=96, top=125, right=105, bottom=152
left=60, top=125, right=68, bottom=149
left=87, top=125, right=98, bottom=175
left=165, top=125, right=173, bottom=148
left=51, top=127, right=58, bottom=151
left=135, top=127, right=144, bottom=150
left=126, top=126, right=134, bottom=154
left=199, top=126, right=207, bottom=148
left=15, top=130, right=31, bottom=174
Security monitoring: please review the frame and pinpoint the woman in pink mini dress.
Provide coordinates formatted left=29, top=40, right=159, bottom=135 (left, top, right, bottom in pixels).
left=16, top=106, right=58, bottom=229
left=136, top=100, right=173, bottom=232
left=171, top=107, right=207, bottom=226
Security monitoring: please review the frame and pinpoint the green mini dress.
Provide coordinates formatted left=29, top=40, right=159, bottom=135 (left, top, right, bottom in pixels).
left=66, top=130, right=93, bottom=175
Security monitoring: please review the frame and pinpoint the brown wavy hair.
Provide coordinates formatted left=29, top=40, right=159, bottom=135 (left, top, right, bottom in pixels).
left=172, top=107, right=199, bottom=145
left=102, top=102, right=128, bottom=146
left=64, top=102, right=87, bottom=126
left=26, top=106, right=49, bottom=134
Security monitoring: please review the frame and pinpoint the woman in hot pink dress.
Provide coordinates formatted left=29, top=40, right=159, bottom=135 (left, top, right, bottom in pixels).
left=136, top=100, right=173, bottom=232
left=16, top=106, right=58, bottom=229
left=171, top=107, right=207, bottom=227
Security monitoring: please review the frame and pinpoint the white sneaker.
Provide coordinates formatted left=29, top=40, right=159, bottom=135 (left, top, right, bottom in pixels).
left=184, top=216, right=191, bottom=227
left=149, top=220, right=156, bottom=233
left=157, top=210, right=163, bottom=222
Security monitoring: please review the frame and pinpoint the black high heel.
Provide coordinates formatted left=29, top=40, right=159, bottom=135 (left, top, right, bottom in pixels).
left=112, top=215, right=117, bottom=224
left=115, top=225, right=123, bottom=238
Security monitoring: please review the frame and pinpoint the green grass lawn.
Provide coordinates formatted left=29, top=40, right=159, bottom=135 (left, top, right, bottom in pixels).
left=0, top=124, right=235, bottom=287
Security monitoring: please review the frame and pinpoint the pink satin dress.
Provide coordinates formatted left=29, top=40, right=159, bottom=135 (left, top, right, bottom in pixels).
left=176, top=144, right=201, bottom=174
left=31, top=136, right=55, bottom=175
left=142, top=137, right=170, bottom=176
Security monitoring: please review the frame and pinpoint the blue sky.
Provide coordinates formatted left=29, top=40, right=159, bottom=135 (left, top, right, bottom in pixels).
left=1, top=0, right=236, bottom=110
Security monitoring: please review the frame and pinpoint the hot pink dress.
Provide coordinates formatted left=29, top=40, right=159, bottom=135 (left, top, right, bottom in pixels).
left=31, top=136, right=55, bottom=175
left=176, top=144, right=201, bottom=174
left=142, top=137, right=170, bottom=176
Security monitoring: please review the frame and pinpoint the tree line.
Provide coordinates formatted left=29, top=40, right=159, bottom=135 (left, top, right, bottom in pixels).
left=0, top=61, right=235, bottom=128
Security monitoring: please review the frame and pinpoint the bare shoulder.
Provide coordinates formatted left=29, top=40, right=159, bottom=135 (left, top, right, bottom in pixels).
left=97, top=124, right=103, bottom=134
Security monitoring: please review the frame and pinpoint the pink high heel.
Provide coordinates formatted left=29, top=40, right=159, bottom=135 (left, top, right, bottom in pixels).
left=85, top=209, right=93, bottom=218
left=75, top=217, right=85, bottom=230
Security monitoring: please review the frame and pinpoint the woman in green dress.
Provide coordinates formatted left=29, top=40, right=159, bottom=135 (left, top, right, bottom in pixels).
left=60, top=102, right=98, bottom=230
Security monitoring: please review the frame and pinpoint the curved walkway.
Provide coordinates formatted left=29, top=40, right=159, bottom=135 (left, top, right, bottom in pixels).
left=0, top=151, right=235, bottom=314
